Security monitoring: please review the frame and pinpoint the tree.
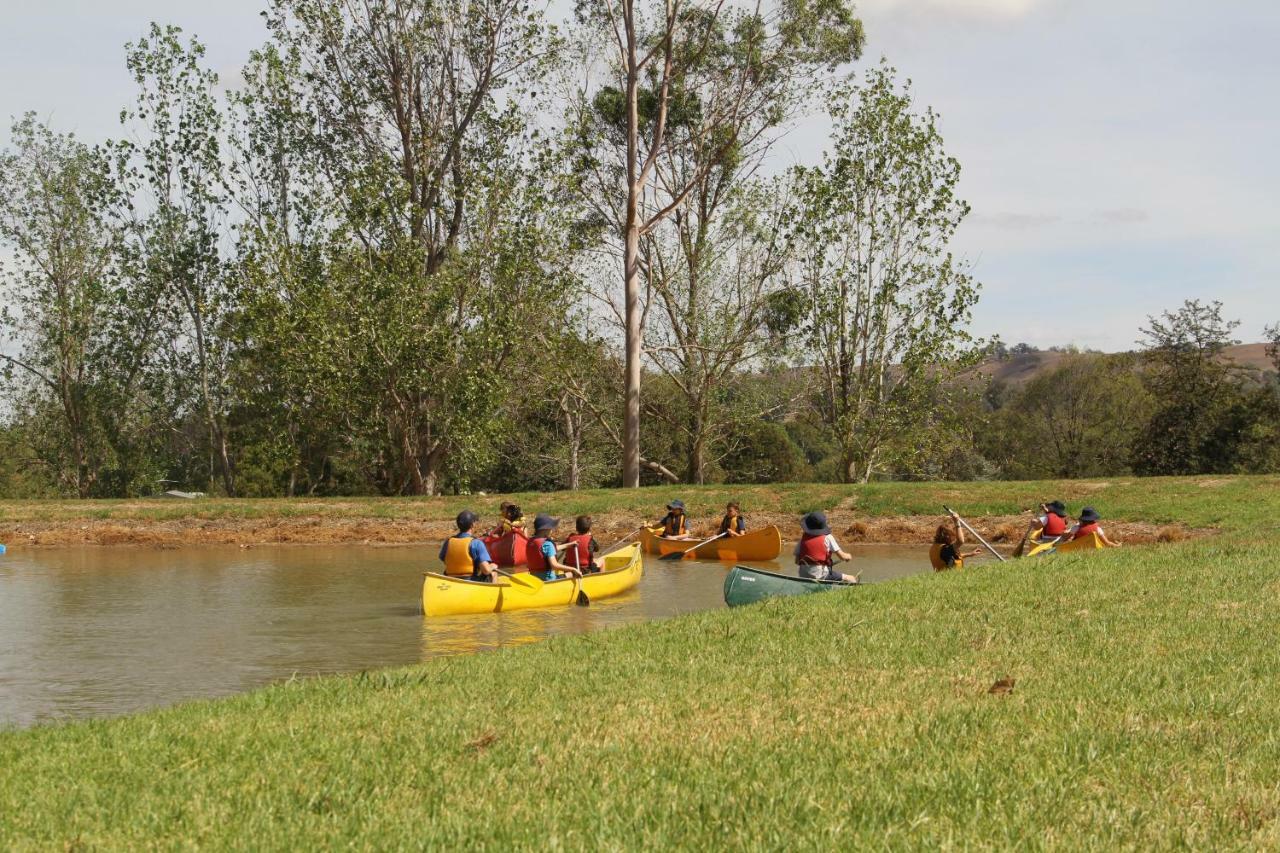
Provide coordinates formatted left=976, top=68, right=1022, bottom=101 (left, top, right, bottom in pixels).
left=1132, top=299, right=1241, bottom=475
left=572, top=0, right=865, bottom=487
left=0, top=117, right=121, bottom=496
left=1266, top=322, right=1280, bottom=373
left=247, top=0, right=560, bottom=494
left=985, top=353, right=1153, bottom=479
left=117, top=25, right=237, bottom=495
left=787, top=63, right=980, bottom=483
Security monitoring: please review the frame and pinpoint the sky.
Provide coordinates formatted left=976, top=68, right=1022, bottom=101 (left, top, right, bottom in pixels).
left=2, top=0, right=1277, bottom=351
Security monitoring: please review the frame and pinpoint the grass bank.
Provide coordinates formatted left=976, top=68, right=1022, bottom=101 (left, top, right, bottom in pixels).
left=2, top=476, right=1279, bottom=846
left=1, top=475, right=1269, bottom=546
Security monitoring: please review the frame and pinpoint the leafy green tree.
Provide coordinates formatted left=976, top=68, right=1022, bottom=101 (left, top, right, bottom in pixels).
left=115, top=25, right=237, bottom=495
left=1132, top=299, right=1241, bottom=475
left=787, top=63, right=981, bottom=483
left=0, top=116, right=125, bottom=496
left=985, top=353, right=1154, bottom=479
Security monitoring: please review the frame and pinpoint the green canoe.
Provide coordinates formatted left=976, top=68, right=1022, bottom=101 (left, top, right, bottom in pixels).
left=722, top=565, right=851, bottom=608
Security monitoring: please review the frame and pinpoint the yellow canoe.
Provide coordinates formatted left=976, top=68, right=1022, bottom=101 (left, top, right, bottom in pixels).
left=1024, top=530, right=1106, bottom=558
left=639, top=525, right=782, bottom=562
left=422, top=543, right=643, bottom=617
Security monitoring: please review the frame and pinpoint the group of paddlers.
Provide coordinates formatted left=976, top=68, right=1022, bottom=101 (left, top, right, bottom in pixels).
left=930, top=499, right=1122, bottom=571
left=439, top=503, right=605, bottom=584
left=440, top=495, right=1124, bottom=585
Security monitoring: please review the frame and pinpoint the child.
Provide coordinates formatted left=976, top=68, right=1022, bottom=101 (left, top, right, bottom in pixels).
left=501, top=503, right=526, bottom=536
left=564, top=515, right=601, bottom=574
left=930, top=511, right=982, bottom=571
left=1029, top=500, right=1069, bottom=541
left=1068, top=507, right=1122, bottom=547
left=653, top=499, right=691, bottom=539
left=439, top=510, right=499, bottom=582
left=718, top=502, right=747, bottom=538
left=526, top=514, right=583, bottom=582
left=794, top=511, right=858, bottom=584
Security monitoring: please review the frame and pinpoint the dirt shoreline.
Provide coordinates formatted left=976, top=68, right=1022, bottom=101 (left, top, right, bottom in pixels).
left=0, top=511, right=1207, bottom=549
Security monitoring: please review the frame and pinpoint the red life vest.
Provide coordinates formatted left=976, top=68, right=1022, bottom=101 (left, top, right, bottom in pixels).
left=1073, top=521, right=1099, bottom=540
left=797, top=533, right=832, bottom=566
left=1043, top=512, right=1067, bottom=537
left=564, top=533, right=594, bottom=569
left=526, top=536, right=550, bottom=573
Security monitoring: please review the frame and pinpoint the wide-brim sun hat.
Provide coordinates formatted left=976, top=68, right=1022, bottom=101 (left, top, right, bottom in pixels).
left=667, top=499, right=685, bottom=511
left=1079, top=507, right=1101, bottom=524
left=533, top=513, right=559, bottom=532
left=801, top=511, right=831, bottom=536
left=1047, top=500, right=1067, bottom=515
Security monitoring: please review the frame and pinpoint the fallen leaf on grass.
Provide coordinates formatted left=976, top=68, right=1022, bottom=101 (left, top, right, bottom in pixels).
left=988, top=677, right=1016, bottom=695
left=466, top=731, right=498, bottom=752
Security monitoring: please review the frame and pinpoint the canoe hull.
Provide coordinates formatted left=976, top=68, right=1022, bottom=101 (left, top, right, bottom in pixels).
left=1024, top=530, right=1106, bottom=558
left=640, top=525, right=782, bottom=562
left=423, top=544, right=642, bottom=617
left=723, top=565, right=847, bottom=608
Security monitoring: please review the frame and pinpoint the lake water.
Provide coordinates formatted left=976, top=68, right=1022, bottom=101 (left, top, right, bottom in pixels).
left=0, top=543, right=930, bottom=727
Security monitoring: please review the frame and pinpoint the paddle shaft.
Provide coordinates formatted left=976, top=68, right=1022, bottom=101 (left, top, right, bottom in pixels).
left=944, top=506, right=1006, bottom=563
left=660, top=531, right=729, bottom=561
left=493, top=566, right=542, bottom=592
left=601, top=526, right=645, bottom=554
left=569, top=543, right=589, bottom=605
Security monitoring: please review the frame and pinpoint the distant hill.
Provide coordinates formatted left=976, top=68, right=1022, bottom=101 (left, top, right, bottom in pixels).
left=971, top=343, right=1275, bottom=388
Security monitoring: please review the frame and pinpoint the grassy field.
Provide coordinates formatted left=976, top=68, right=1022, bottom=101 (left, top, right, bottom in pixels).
left=2, top=476, right=1280, bottom=847
left=0, top=471, right=1274, bottom=537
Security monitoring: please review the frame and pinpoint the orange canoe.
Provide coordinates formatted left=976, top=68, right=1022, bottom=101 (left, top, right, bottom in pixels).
left=639, top=525, right=782, bottom=562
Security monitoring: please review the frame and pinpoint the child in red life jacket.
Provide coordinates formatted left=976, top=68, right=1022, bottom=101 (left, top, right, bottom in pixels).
left=563, top=515, right=601, bottom=574
left=794, top=511, right=858, bottom=584
left=1029, top=500, right=1069, bottom=541
left=1068, top=507, right=1122, bottom=547
left=526, top=514, right=583, bottom=582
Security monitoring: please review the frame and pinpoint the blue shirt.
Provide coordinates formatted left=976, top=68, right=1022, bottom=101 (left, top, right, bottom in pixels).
left=438, top=534, right=492, bottom=569
left=539, top=539, right=557, bottom=561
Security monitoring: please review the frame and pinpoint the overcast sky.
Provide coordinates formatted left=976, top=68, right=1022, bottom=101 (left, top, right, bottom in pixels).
left=3, top=0, right=1277, bottom=350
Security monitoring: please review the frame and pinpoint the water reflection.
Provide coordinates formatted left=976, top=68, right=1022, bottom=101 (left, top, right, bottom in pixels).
left=0, top=543, right=929, bottom=727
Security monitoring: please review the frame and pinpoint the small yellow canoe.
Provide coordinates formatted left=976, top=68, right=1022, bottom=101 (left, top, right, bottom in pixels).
left=639, top=525, right=782, bottom=562
left=1024, top=530, right=1106, bottom=558
left=422, top=543, right=643, bottom=617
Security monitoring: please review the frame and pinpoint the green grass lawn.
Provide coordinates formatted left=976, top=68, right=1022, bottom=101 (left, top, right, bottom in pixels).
left=2, top=476, right=1279, bottom=847
left=0, top=474, right=1274, bottom=530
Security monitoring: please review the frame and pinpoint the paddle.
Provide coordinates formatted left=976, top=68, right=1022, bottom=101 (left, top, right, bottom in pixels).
left=659, top=531, right=728, bottom=561
left=569, top=544, right=589, bottom=606
left=492, top=566, right=543, bottom=593
left=943, top=506, right=1006, bottom=563
left=600, top=526, right=646, bottom=554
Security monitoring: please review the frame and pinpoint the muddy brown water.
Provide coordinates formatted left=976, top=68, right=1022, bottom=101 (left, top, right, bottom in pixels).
left=0, top=544, right=930, bottom=728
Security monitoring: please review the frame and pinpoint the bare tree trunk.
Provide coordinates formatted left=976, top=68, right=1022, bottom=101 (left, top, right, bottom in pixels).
left=621, top=0, right=643, bottom=489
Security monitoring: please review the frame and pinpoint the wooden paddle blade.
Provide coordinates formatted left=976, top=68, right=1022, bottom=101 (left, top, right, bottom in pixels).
left=501, top=570, right=544, bottom=593
left=576, top=587, right=590, bottom=606
left=658, top=550, right=690, bottom=561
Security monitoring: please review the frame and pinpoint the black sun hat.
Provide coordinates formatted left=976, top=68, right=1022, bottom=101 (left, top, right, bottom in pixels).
left=801, top=511, right=832, bottom=536
left=666, top=499, right=686, bottom=511
left=1046, top=500, right=1067, bottom=516
left=533, top=513, right=559, bottom=532
left=1079, top=507, right=1101, bottom=524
